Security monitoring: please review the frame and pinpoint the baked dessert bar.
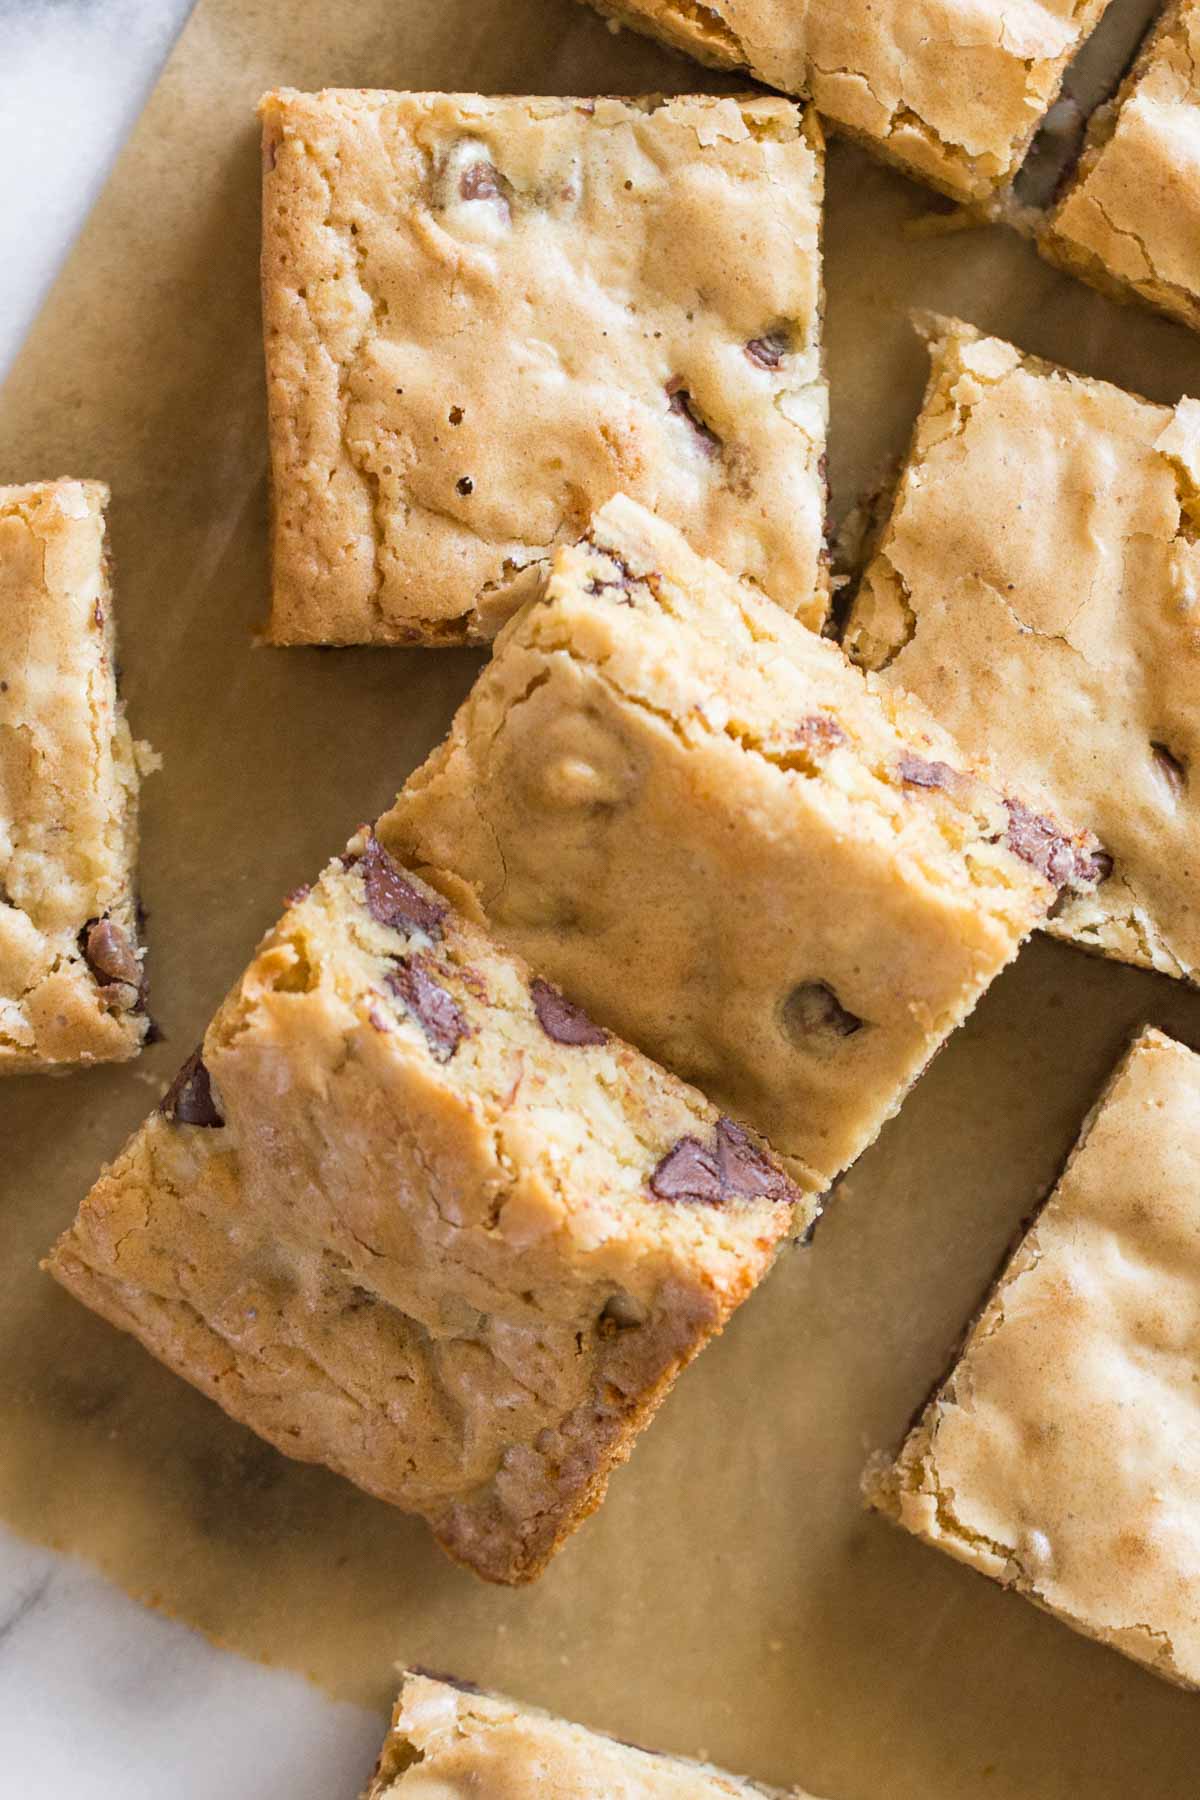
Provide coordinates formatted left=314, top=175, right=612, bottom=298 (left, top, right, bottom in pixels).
left=260, top=89, right=828, bottom=645
left=1041, top=0, right=1200, bottom=333
left=382, top=495, right=1095, bottom=1199
left=365, top=1669, right=815, bottom=1796
left=0, top=479, right=150, bottom=1070
left=867, top=1027, right=1200, bottom=1690
left=577, top=0, right=1115, bottom=202
left=843, top=318, right=1200, bottom=986
left=46, top=835, right=795, bottom=1584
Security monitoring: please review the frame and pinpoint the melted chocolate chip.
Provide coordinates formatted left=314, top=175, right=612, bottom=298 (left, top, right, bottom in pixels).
left=650, top=1135, right=723, bottom=1204
left=388, top=958, right=468, bottom=1060
left=1004, top=799, right=1096, bottom=889
left=584, top=547, right=641, bottom=599
left=782, top=981, right=864, bottom=1042
left=714, top=1116, right=796, bottom=1203
left=459, top=161, right=511, bottom=218
left=898, top=754, right=960, bottom=792
left=358, top=837, right=447, bottom=935
left=795, top=714, right=846, bottom=752
left=161, top=1049, right=224, bottom=1128
left=1151, top=742, right=1187, bottom=800
left=650, top=1118, right=795, bottom=1207
left=666, top=380, right=722, bottom=459
left=531, top=977, right=608, bottom=1047
left=745, top=330, right=788, bottom=370
left=81, top=918, right=140, bottom=989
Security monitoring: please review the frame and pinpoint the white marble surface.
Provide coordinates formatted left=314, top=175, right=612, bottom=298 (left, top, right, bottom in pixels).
left=0, top=4, right=387, bottom=1790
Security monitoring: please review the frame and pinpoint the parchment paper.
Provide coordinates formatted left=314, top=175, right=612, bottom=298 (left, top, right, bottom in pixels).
left=3, top=0, right=1200, bottom=1794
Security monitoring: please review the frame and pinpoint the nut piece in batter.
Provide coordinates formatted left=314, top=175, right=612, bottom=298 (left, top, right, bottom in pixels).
left=259, top=88, right=828, bottom=644
left=365, top=1669, right=819, bottom=1797
left=867, top=1028, right=1200, bottom=1690
left=0, top=479, right=151, bottom=1071
left=844, top=317, right=1200, bottom=987
left=382, top=494, right=1092, bottom=1199
left=1042, top=0, right=1200, bottom=333
left=45, top=837, right=795, bottom=1584
left=576, top=0, right=1115, bottom=202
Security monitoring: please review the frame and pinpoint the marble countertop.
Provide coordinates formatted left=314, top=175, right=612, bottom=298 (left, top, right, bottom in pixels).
left=0, top=5, right=385, bottom=1791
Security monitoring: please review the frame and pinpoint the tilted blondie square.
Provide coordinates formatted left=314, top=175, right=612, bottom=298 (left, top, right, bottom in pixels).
left=46, top=835, right=796, bottom=1584
left=365, top=1670, right=815, bottom=1797
left=260, top=89, right=828, bottom=645
left=1042, top=0, right=1200, bottom=333
left=381, top=495, right=1095, bottom=1199
left=867, top=1028, right=1200, bottom=1690
left=0, top=479, right=150, bottom=1070
left=577, top=0, right=1115, bottom=202
left=844, top=318, right=1200, bottom=986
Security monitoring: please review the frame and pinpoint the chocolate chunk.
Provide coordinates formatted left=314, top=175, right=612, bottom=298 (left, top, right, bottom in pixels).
left=1004, top=799, right=1097, bottom=889
left=898, top=754, right=959, bottom=792
left=459, top=160, right=511, bottom=219
left=161, top=1049, right=224, bottom=1128
left=715, top=1116, right=797, bottom=1203
left=795, top=714, right=846, bottom=752
left=1151, top=742, right=1187, bottom=800
left=359, top=836, right=447, bottom=935
left=745, top=330, right=788, bottom=370
left=81, top=918, right=141, bottom=989
left=388, top=957, right=468, bottom=1060
left=530, top=978, right=608, bottom=1047
left=782, top=981, right=864, bottom=1041
left=650, top=1118, right=796, bottom=1207
left=650, top=1135, right=724, bottom=1204
left=666, top=380, right=722, bottom=459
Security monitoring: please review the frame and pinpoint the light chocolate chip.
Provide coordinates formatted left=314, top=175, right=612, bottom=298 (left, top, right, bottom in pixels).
left=666, top=380, right=721, bottom=459
left=387, top=958, right=468, bottom=1060
left=782, top=981, right=864, bottom=1044
left=81, top=918, right=141, bottom=989
left=1004, top=799, right=1099, bottom=890
left=1151, top=742, right=1187, bottom=801
left=649, top=1117, right=796, bottom=1207
left=530, top=977, right=608, bottom=1047
left=161, top=1049, right=224, bottom=1128
left=898, top=754, right=960, bottom=792
left=795, top=714, right=846, bottom=753
left=745, top=330, right=789, bottom=370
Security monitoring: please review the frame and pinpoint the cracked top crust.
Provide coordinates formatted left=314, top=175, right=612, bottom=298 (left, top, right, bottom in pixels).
left=365, top=1670, right=811, bottom=1796
left=0, top=479, right=150, bottom=1070
left=844, top=318, right=1200, bottom=987
left=46, top=838, right=793, bottom=1584
left=380, top=495, right=1074, bottom=1198
left=259, top=88, right=828, bottom=644
left=1042, top=0, right=1200, bottom=333
left=580, top=0, right=1114, bottom=201
left=867, top=1028, right=1200, bottom=1691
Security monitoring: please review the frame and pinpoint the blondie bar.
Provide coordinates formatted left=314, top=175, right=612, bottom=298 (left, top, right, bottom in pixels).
left=844, top=318, right=1200, bottom=986
left=381, top=495, right=1093, bottom=1199
left=365, top=1670, right=812, bottom=1797
left=46, top=836, right=795, bottom=1584
left=1042, top=0, right=1200, bottom=333
left=867, top=1028, right=1200, bottom=1690
left=578, top=0, right=1114, bottom=202
left=0, top=479, right=150, bottom=1070
left=260, top=89, right=828, bottom=645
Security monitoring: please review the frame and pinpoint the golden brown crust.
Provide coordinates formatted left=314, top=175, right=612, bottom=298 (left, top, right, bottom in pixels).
left=579, top=0, right=1114, bottom=202
left=46, top=842, right=792, bottom=1583
left=260, top=89, right=828, bottom=645
left=867, top=1028, right=1200, bottom=1691
left=0, top=479, right=150, bottom=1070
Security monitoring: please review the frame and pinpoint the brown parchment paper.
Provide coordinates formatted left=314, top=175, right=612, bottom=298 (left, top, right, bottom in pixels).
left=3, top=0, right=1200, bottom=1793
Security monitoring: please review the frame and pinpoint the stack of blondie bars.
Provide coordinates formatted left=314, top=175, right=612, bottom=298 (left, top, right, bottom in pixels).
left=5, top=0, right=1200, bottom=1791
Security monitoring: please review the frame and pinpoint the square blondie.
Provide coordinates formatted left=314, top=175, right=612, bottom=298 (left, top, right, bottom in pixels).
left=260, top=89, right=828, bottom=644
left=867, top=1028, right=1200, bottom=1690
left=579, top=0, right=1114, bottom=201
left=0, top=479, right=150, bottom=1070
left=365, top=1670, right=812, bottom=1796
left=382, top=495, right=1095, bottom=1199
left=844, top=319, right=1200, bottom=986
left=1042, top=0, right=1200, bottom=333
left=46, top=835, right=796, bottom=1584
